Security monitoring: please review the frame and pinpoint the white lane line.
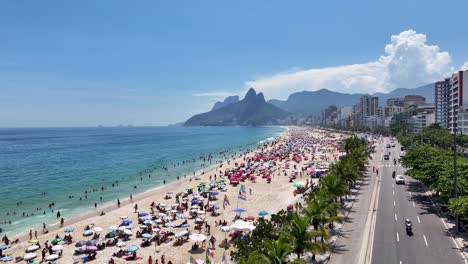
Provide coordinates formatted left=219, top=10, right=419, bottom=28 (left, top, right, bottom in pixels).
left=417, top=215, right=421, bottom=223
left=440, top=218, right=448, bottom=229
left=409, top=191, right=412, bottom=196
left=394, top=200, right=396, bottom=207
left=400, top=261, right=402, bottom=264
left=396, top=232, right=400, bottom=242
left=423, top=235, right=429, bottom=247
left=412, top=202, right=416, bottom=207
left=393, top=190, right=395, bottom=196
left=395, top=213, right=397, bottom=221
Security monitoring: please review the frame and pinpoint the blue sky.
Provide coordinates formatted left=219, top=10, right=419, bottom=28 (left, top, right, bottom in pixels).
left=1, top=0, right=467, bottom=127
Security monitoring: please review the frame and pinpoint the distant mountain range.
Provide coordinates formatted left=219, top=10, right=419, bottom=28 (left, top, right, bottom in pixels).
left=185, top=83, right=434, bottom=125
left=184, top=88, right=289, bottom=126
left=269, top=83, right=434, bottom=115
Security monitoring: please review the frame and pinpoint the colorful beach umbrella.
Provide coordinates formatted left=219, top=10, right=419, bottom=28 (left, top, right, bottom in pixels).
left=292, top=182, right=304, bottom=187
left=141, top=233, right=152, bottom=239
left=23, top=253, right=36, bottom=261
left=51, top=238, right=62, bottom=245
left=127, top=245, right=139, bottom=252
left=105, top=231, right=118, bottom=239
left=83, top=230, right=94, bottom=236
left=64, top=227, right=75, bottom=233
left=258, top=210, right=269, bottom=216
left=86, top=246, right=97, bottom=251
left=51, top=245, right=63, bottom=251
left=232, top=208, right=246, bottom=213
left=75, top=241, right=86, bottom=247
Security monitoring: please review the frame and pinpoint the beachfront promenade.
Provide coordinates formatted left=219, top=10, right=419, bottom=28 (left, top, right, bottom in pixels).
left=0, top=127, right=346, bottom=263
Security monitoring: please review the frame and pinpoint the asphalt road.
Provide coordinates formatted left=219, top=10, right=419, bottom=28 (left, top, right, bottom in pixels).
left=371, top=138, right=465, bottom=264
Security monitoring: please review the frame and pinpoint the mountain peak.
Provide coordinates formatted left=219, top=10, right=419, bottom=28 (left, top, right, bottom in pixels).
left=244, top=88, right=257, bottom=99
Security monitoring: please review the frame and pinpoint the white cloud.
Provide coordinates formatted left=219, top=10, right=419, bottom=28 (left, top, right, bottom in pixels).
left=246, top=30, right=454, bottom=99
left=461, top=62, right=468, bottom=71
left=192, top=91, right=238, bottom=98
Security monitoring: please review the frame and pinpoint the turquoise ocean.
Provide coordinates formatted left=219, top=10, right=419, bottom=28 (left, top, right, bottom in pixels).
left=0, top=126, right=284, bottom=236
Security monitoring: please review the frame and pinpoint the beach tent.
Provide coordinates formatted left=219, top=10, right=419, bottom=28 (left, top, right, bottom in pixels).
left=189, top=234, right=207, bottom=242
left=231, top=220, right=255, bottom=232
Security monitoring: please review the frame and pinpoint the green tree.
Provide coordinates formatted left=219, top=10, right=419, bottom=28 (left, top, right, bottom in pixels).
left=448, top=196, right=468, bottom=219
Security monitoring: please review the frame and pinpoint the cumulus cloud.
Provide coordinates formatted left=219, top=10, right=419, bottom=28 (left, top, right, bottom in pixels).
left=461, top=62, right=468, bottom=71
left=246, top=30, right=454, bottom=99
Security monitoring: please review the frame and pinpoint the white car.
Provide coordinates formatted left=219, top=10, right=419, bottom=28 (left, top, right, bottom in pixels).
left=395, top=175, right=406, bottom=184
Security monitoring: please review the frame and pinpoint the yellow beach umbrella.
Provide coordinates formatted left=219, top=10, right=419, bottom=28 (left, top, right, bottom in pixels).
left=28, top=239, right=39, bottom=243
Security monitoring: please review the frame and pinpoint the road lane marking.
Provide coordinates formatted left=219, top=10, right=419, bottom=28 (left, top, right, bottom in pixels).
left=395, top=213, right=397, bottom=221
left=400, top=261, right=402, bottom=264
left=394, top=200, right=396, bottom=207
left=396, top=232, right=399, bottom=242
left=392, top=183, right=394, bottom=188
left=423, top=235, right=428, bottom=247
left=393, top=190, right=395, bottom=196
left=440, top=218, right=448, bottom=229
left=417, top=216, right=421, bottom=223
left=409, top=191, right=412, bottom=196
left=412, top=202, right=415, bottom=207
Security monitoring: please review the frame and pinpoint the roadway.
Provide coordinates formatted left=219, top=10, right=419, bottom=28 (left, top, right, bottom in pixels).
left=371, top=137, right=465, bottom=264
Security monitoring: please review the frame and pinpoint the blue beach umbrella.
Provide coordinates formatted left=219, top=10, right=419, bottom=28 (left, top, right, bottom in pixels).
left=232, top=208, right=247, bottom=213
left=0, top=245, right=11, bottom=250
left=258, top=210, right=269, bottom=216
left=64, top=227, right=75, bottom=233
left=121, top=220, right=132, bottom=225
left=191, top=199, right=199, bottom=204
left=141, top=233, right=152, bottom=239
left=181, top=223, right=190, bottom=228
left=138, top=212, right=148, bottom=217
left=85, top=240, right=97, bottom=246
left=143, top=220, right=153, bottom=225
left=127, top=245, right=139, bottom=252
left=0, top=256, right=13, bottom=262
left=209, top=191, right=219, bottom=196
left=75, top=241, right=86, bottom=247
left=213, top=206, right=220, bottom=210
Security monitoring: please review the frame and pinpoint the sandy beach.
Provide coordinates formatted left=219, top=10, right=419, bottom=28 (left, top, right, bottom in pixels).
left=0, top=127, right=346, bottom=264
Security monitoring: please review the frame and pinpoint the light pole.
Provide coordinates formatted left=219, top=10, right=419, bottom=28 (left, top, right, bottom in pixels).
left=453, top=127, right=460, bottom=232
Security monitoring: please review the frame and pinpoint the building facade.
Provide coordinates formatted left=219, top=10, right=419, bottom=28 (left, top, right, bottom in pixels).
left=435, top=78, right=450, bottom=128
left=449, top=70, right=468, bottom=133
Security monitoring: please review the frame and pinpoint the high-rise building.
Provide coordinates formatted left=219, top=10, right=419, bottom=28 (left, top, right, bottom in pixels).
left=451, top=70, right=468, bottom=133
left=403, top=95, right=426, bottom=108
left=387, top=97, right=403, bottom=107
left=359, top=95, right=379, bottom=117
left=435, top=78, right=450, bottom=128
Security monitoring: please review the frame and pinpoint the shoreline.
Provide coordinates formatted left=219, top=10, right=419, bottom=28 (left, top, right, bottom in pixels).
left=2, top=127, right=344, bottom=264
left=6, top=129, right=285, bottom=242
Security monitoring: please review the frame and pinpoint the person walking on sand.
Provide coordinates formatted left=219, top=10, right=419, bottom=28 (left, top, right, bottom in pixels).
left=130, top=194, right=133, bottom=202
left=60, top=218, right=64, bottom=227
left=134, top=204, right=138, bottom=213
left=117, top=199, right=121, bottom=208
left=148, top=256, right=153, bottom=264
left=29, top=230, right=32, bottom=240
left=34, top=230, right=37, bottom=239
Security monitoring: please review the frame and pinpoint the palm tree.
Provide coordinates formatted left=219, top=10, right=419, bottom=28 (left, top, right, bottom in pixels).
left=303, top=190, right=342, bottom=233
left=238, top=236, right=292, bottom=264
left=286, top=213, right=330, bottom=260
left=238, top=252, right=271, bottom=264
left=321, top=172, right=350, bottom=204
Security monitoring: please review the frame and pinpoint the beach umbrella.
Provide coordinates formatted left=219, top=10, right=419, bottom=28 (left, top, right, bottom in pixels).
left=0, top=256, right=13, bottom=262
left=86, top=246, right=97, bottom=251
left=64, top=227, right=75, bottom=233
left=231, top=220, right=255, bottom=232
left=258, top=210, right=269, bottom=216
left=157, top=229, right=168, bottom=235
left=84, top=224, right=94, bottom=231
left=51, top=245, right=63, bottom=251
left=121, top=220, right=132, bottom=225
left=172, top=203, right=179, bottom=208
left=85, top=240, right=97, bottom=246
left=141, top=233, right=152, bottom=239
left=143, top=220, right=153, bottom=225
left=181, top=223, right=190, bottom=228
left=123, top=229, right=133, bottom=236
left=189, top=234, right=207, bottom=242
left=127, top=245, right=139, bottom=252
left=116, top=242, right=126, bottom=248
left=175, top=230, right=189, bottom=238
left=191, top=199, right=199, bottom=204
left=232, top=208, right=247, bottom=213
left=125, top=225, right=133, bottom=229
left=82, top=230, right=94, bottom=236
left=154, top=219, right=163, bottom=224
left=105, top=231, right=118, bottom=239
left=45, top=254, right=59, bottom=261
left=246, top=216, right=255, bottom=221
left=23, top=253, right=36, bottom=261
left=28, top=239, right=39, bottom=244
left=139, top=225, right=148, bottom=229
left=120, top=215, right=128, bottom=219
left=96, top=237, right=106, bottom=241
left=27, top=245, right=40, bottom=252
left=0, top=245, right=11, bottom=250
left=195, top=218, right=204, bottom=223
left=93, top=227, right=103, bottom=233
left=51, top=238, right=62, bottom=245
left=138, top=212, right=149, bottom=217
left=158, top=213, right=167, bottom=217
left=108, top=225, right=118, bottom=231
left=213, top=206, right=220, bottom=211
left=292, top=182, right=304, bottom=187
left=209, top=191, right=219, bottom=196
left=220, top=226, right=231, bottom=232
left=75, top=241, right=86, bottom=247
left=196, top=210, right=205, bottom=215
